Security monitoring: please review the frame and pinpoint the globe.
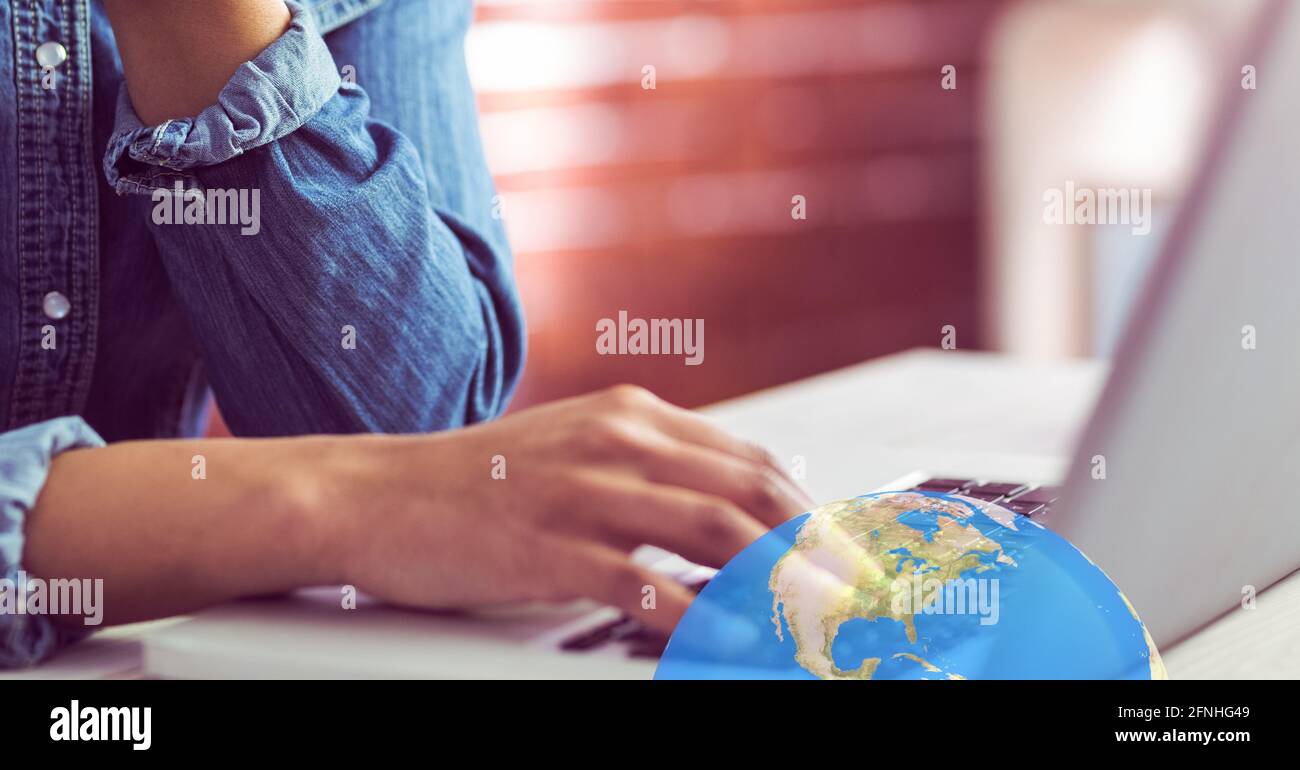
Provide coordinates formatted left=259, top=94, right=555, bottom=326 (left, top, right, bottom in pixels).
left=656, top=490, right=1165, bottom=680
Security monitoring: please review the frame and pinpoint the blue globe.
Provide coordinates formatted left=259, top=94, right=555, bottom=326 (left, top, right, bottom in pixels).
left=656, top=491, right=1164, bottom=680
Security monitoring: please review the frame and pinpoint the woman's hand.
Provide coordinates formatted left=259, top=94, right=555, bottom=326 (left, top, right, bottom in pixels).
left=333, top=385, right=814, bottom=634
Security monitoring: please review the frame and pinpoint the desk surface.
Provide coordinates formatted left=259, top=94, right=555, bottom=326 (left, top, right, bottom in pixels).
left=5, top=348, right=1296, bottom=679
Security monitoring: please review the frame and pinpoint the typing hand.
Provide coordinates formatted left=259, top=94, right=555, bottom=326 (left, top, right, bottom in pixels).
left=335, top=385, right=815, bottom=634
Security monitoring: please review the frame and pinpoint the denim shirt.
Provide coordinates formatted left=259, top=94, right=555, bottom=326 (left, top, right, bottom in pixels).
left=0, top=0, right=525, bottom=666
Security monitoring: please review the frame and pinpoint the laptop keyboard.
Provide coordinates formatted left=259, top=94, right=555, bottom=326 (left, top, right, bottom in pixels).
left=558, top=576, right=708, bottom=658
left=556, top=477, right=1061, bottom=658
left=911, top=477, right=1061, bottom=518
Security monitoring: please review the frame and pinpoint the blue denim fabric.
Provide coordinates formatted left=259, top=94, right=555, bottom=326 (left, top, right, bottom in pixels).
left=0, top=416, right=104, bottom=666
left=0, top=0, right=525, bottom=667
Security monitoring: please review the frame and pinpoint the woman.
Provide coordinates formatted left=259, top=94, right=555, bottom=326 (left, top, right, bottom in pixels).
left=0, top=0, right=810, bottom=666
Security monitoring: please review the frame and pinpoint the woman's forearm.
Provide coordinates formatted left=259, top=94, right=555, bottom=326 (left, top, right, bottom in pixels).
left=23, top=435, right=354, bottom=626
left=104, top=0, right=291, bottom=124
left=20, top=387, right=814, bottom=638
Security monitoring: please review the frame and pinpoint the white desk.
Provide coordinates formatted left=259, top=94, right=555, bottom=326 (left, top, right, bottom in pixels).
left=4, top=348, right=1296, bottom=679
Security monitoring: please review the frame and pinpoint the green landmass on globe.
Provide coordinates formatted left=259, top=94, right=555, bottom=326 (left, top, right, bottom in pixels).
left=763, top=492, right=1166, bottom=681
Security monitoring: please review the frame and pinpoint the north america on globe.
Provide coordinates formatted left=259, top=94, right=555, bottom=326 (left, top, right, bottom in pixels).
left=769, top=492, right=1018, bottom=679
left=656, top=490, right=1165, bottom=680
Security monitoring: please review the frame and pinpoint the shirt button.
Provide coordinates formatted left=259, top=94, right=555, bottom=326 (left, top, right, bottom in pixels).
left=35, top=41, right=68, bottom=69
left=43, top=291, right=70, bottom=320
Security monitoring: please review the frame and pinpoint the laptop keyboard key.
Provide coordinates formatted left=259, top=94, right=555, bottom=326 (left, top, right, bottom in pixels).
left=963, top=482, right=1027, bottom=501
left=560, top=618, right=623, bottom=651
left=1000, top=500, right=1046, bottom=517
left=682, top=576, right=711, bottom=594
left=1007, top=486, right=1061, bottom=505
left=916, top=478, right=972, bottom=493
left=625, top=627, right=669, bottom=658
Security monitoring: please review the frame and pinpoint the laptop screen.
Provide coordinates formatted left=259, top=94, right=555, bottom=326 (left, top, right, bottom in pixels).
left=1047, top=0, right=1300, bottom=646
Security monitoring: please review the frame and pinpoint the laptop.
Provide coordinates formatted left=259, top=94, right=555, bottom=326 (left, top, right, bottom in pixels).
left=141, top=0, right=1300, bottom=679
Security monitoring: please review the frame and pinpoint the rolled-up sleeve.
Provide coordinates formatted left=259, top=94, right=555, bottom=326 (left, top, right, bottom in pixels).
left=103, top=0, right=525, bottom=437
left=0, top=417, right=105, bottom=668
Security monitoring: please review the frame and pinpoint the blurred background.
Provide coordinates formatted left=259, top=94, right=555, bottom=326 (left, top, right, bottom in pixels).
left=464, top=0, right=1265, bottom=411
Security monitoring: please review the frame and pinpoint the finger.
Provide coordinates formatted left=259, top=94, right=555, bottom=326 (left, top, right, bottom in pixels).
left=544, top=536, right=696, bottom=636
left=638, top=401, right=816, bottom=510
left=560, top=473, right=768, bottom=568
left=638, top=437, right=809, bottom=528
